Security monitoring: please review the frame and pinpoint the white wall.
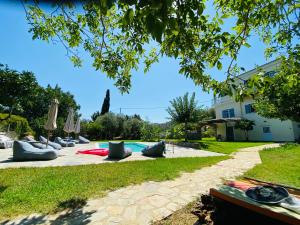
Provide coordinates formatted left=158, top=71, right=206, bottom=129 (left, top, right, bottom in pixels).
left=213, top=60, right=298, bottom=142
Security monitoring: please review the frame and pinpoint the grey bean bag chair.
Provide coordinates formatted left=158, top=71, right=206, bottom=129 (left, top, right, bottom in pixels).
left=79, top=136, right=90, bottom=144
left=23, top=136, right=54, bottom=149
left=54, top=137, right=75, bottom=147
left=39, top=136, right=62, bottom=150
left=13, top=141, right=58, bottom=161
left=142, top=141, right=166, bottom=157
left=108, top=141, right=132, bottom=159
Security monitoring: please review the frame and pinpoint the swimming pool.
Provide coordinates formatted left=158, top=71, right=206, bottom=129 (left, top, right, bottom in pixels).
left=98, top=142, right=148, bottom=152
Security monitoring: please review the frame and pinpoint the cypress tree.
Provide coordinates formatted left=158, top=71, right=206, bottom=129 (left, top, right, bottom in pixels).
left=100, top=89, right=110, bottom=115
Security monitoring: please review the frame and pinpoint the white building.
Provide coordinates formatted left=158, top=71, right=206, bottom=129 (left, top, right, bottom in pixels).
left=211, top=60, right=300, bottom=142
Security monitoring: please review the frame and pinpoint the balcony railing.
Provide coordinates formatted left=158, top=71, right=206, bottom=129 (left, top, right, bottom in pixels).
left=211, top=96, right=233, bottom=106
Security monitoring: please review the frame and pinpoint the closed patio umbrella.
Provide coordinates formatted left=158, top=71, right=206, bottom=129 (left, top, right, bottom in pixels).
left=74, top=117, right=80, bottom=137
left=64, top=108, right=75, bottom=139
left=44, top=99, right=59, bottom=147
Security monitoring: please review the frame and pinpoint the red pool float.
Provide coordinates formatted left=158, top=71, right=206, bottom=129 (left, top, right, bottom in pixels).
left=76, top=148, right=109, bottom=156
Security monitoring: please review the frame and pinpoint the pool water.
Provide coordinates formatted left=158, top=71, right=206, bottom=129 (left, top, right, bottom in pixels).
left=98, top=142, right=148, bottom=152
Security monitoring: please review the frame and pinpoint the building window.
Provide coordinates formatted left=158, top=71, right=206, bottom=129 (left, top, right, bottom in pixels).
left=264, top=71, right=277, bottom=77
left=222, top=108, right=235, bottom=118
left=263, top=127, right=271, bottom=133
left=245, top=104, right=255, bottom=114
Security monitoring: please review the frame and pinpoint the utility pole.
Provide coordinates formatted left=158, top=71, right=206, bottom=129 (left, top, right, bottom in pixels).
left=119, top=108, right=122, bottom=114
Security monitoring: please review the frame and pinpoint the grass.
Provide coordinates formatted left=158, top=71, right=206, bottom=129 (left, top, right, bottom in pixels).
left=245, top=144, right=300, bottom=188
left=196, top=139, right=271, bottom=154
left=0, top=156, right=228, bottom=220
left=169, top=138, right=271, bottom=154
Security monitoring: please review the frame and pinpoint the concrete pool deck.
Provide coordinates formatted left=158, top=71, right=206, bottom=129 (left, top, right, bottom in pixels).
left=0, top=142, right=224, bottom=169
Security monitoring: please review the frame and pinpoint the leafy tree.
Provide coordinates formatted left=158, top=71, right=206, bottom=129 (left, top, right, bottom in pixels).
left=167, top=92, right=200, bottom=141
left=100, top=89, right=110, bottom=115
left=84, top=121, right=102, bottom=140
left=123, top=118, right=143, bottom=139
left=245, top=54, right=300, bottom=122
left=96, top=112, right=118, bottom=139
left=0, top=113, right=33, bottom=138
left=0, top=64, right=39, bottom=126
left=141, top=122, right=161, bottom=141
left=167, top=124, right=185, bottom=140
left=115, top=114, right=125, bottom=137
left=91, top=111, right=100, bottom=121
left=0, top=64, right=80, bottom=137
left=22, top=0, right=299, bottom=95
left=234, top=119, right=255, bottom=141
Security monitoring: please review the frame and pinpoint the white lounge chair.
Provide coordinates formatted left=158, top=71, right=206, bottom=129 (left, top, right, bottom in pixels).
left=0, top=134, right=14, bottom=149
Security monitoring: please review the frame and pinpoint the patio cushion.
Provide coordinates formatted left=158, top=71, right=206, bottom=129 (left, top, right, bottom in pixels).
left=39, top=136, right=62, bottom=150
left=64, top=137, right=79, bottom=144
left=54, top=137, right=75, bottom=147
left=23, top=136, right=54, bottom=149
left=142, top=141, right=166, bottom=157
left=108, top=141, right=132, bottom=159
left=13, top=141, right=58, bottom=161
left=79, top=135, right=90, bottom=144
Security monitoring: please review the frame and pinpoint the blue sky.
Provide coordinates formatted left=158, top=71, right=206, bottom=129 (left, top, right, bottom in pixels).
left=0, top=1, right=271, bottom=123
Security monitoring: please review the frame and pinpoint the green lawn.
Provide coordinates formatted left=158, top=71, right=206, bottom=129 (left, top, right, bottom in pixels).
left=171, top=138, right=271, bottom=154
left=196, top=139, right=271, bottom=154
left=0, top=156, right=228, bottom=220
left=245, top=144, right=300, bottom=188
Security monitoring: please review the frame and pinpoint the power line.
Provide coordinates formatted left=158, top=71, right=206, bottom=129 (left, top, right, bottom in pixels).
left=111, top=100, right=212, bottom=112
left=111, top=100, right=213, bottom=114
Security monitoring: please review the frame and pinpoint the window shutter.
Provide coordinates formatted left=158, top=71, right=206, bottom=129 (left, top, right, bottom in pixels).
left=229, top=108, right=235, bottom=117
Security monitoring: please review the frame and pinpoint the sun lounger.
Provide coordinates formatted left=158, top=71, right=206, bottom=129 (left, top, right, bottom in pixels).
left=0, top=134, right=14, bottom=149
left=39, top=136, right=62, bottom=150
left=13, top=140, right=58, bottom=161
left=142, top=141, right=166, bottom=157
left=23, top=136, right=54, bottom=149
left=54, top=137, right=75, bottom=147
left=78, top=135, right=90, bottom=144
left=63, top=137, right=79, bottom=144
left=108, top=141, right=132, bottom=159
left=210, top=178, right=300, bottom=225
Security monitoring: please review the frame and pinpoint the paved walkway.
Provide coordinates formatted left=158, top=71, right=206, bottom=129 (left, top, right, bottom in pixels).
left=1, top=143, right=280, bottom=225
left=0, top=143, right=223, bottom=169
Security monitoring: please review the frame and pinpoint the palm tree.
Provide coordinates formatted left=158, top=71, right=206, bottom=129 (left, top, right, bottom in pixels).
left=167, top=92, right=199, bottom=142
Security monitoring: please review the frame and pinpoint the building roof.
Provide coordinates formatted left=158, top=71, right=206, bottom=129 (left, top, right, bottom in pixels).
left=236, top=59, right=280, bottom=79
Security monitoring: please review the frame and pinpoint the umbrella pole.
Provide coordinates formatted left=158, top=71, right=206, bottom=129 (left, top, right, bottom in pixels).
left=46, top=131, right=50, bottom=148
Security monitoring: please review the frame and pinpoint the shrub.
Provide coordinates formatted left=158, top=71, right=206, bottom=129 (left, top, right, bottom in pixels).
left=86, top=122, right=102, bottom=140
left=141, top=122, right=161, bottom=141
left=123, top=118, right=143, bottom=139
left=165, top=124, right=184, bottom=139
left=202, top=126, right=216, bottom=138
left=96, top=112, right=118, bottom=139
left=0, top=113, right=33, bottom=138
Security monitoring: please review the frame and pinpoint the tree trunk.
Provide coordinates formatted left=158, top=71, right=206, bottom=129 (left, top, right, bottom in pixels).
left=184, top=121, right=188, bottom=142
left=245, top=130, right=249, bottom=141
left=7, top=105, right=14, bottom=133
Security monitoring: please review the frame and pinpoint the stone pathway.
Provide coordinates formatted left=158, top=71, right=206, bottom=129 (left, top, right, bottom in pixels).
left=1, top=143, right=280, bottom=225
